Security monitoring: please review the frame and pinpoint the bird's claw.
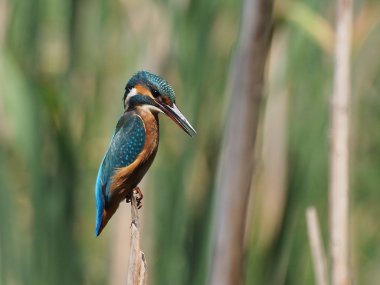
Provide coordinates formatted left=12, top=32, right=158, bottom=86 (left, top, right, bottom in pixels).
left=134, top=187, right=143, bottom=209
left=125, top=187, right=143, bottom=209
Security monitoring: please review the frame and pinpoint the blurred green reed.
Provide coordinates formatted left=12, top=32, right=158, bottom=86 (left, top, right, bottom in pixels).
left=1, top=0, right=380, bottom=284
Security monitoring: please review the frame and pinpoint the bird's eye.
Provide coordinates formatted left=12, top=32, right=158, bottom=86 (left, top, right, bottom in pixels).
left=152, top=89, right=160, bottom=98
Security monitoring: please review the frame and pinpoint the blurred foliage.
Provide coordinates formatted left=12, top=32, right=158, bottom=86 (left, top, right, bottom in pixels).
left=1, top=0, right=380, bottom=284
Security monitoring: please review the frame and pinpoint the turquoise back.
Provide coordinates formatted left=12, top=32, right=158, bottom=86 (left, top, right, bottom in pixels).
left=94, top=113, right=145, bottom=235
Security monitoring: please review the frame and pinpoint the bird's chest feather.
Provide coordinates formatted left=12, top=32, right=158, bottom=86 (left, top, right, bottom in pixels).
left=109, top=108, right=159, bottom=195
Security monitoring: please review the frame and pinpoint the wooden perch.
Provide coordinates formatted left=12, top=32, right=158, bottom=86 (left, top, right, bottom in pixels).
left=127, top=193, right=147, bottom=285
left=306, top=207, right=328, bottom=285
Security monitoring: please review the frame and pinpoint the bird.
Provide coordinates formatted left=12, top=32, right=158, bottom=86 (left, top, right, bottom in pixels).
left=94, top=71, right=196, bottom=236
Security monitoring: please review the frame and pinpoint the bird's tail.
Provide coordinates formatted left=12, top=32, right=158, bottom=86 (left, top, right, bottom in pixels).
left=95, top=205, right=118, bottom=236
left=95, top=207, right=105, bottom=236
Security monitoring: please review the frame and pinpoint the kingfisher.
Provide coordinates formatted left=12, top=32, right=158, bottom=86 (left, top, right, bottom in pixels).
left=95, top=71, right=196, bottom=236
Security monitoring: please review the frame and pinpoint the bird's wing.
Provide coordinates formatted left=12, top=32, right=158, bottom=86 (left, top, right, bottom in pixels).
left=95, top=112, right=145, bottom=235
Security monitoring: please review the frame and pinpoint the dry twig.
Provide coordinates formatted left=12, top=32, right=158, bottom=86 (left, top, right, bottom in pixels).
left=127, top=193, right=147, bottom=285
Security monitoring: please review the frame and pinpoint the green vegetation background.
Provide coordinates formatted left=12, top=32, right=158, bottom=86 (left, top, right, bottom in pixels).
left=1, top=0, right=379, bottom=284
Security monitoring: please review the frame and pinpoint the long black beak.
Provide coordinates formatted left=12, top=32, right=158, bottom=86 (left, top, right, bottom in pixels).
left=157, top=102, right=196, bottom=136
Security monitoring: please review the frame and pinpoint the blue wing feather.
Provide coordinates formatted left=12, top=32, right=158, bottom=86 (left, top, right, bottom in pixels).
left=95, top=113, right=145, bottom=235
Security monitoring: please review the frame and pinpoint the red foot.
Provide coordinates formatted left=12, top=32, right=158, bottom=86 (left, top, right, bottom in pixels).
left=126, top=187, right=143, bottom=209
left=134, top=187, right=143, bottom=209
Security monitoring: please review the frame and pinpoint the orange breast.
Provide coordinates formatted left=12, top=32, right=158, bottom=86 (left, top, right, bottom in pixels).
left=108, top=107, right=159, bottom=203
left=97, top=108, right=159, bottom=235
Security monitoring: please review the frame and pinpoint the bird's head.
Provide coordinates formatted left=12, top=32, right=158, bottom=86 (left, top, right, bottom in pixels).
left=123, top=71, right=196, bottom=136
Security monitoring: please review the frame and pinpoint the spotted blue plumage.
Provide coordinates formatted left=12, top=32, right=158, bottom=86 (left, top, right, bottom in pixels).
left=95, top=113, right=145, bottom=235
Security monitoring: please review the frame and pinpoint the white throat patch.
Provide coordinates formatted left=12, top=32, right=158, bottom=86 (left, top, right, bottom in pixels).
left=139, top=105, right=163, bottom=114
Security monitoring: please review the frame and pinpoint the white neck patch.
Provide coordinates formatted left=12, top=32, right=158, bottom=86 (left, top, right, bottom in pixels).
left=124, top=88, right=138, bottom=109
left=124, top=87, right=164, bottom=114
